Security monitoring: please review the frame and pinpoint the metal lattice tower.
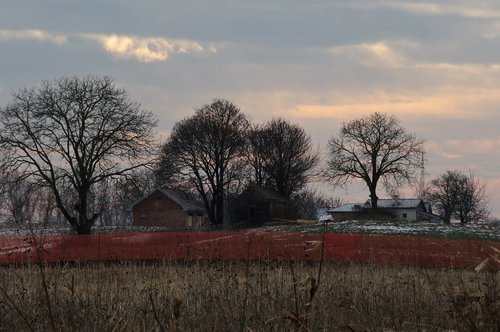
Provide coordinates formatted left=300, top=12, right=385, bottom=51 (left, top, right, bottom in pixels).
left=420, top=152, right=428, bottom=188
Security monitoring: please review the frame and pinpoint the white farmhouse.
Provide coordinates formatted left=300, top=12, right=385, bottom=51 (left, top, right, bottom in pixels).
left=328, top=198, right=442, bottom=222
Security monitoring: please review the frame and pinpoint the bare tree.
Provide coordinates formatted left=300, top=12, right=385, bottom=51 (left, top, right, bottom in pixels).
left=291, top=188, right=343, bottom=220
left=429, top=170, right=460, bottom=223
left=326, top=112, right=425, bottom=209
left=0, top=76, right=157, bottom=234
left=247, top=118, right=319, bottom=197
left=247, top=126, right=270, bottom=188
left=430, top=170, right=490, bottom=223
left=2, top=177, right=38, bottom=224
left=158, top=99, right=249, bottom=225
left=106, top=169, right=161, bottom=225
left=0, top=172, right=59, bottom=226
left=457, top=173, right=490, bottom=223
left=36, top=188, right=57, bottom=225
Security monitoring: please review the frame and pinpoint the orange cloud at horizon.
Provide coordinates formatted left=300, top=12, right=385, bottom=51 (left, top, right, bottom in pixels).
left=289, top=88, right=500, bottom=120
left=426, top=139, right=500, bottom=165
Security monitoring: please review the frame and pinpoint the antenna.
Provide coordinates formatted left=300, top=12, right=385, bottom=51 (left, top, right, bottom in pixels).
left=418, top=152, right=429, bottom=196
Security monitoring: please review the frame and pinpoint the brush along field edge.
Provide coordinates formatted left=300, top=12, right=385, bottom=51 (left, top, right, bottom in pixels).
left=0, top=231, right=498, bottom=269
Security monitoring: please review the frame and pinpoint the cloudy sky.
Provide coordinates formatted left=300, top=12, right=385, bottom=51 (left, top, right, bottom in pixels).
left=1, top=1, right=500, bottom=216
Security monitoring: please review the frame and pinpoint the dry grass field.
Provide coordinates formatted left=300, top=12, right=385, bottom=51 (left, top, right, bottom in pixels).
left=0, top=260, right=498, bottom=331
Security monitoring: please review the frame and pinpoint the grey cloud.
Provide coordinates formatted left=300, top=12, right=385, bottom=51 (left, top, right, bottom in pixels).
left=381, top=1, right=500, bottom=19
left=344, top=1, right=500, bottom=19
left=0, top=28, right=216, bottom=63
left=0, top=29, right=67, bottom=44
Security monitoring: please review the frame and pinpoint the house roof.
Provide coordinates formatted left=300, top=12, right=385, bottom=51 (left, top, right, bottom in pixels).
left=363, top=199, right=425, bottom=210
left=328, top=203, right=364, bottom=213
left=130, top=188, right=206, bottom=214
left=328, top=199, right=429, bottom=213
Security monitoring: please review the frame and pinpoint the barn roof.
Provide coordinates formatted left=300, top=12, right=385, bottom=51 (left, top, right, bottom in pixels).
left=242, top=185, right=289, bottom=203
left=160, top=189, right=206, bottom=213
left=130, top=188, right=205, bottom=214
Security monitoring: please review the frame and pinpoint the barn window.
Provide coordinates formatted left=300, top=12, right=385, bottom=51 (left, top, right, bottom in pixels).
left=140, top=213, right=147, bottom=219
left=402, top=213, right=407, bottom=218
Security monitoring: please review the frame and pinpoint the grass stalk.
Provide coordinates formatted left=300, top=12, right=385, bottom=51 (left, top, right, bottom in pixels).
left=149, top=293, right=166, bottom=332
left=28, top=221, right=57, bottom=332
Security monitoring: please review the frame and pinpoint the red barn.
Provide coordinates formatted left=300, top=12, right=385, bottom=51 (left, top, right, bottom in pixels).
left=131, top=188, right=206, bottom=229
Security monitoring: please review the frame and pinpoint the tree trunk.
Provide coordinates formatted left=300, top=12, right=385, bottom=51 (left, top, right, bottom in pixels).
left=215, top=192, right=224, bottom=225
left=74, top=188, right=93, bottom=234
left=75, top=210, right=93, bottom=234
left=210, top=185, right=224, bottom=225
left=208, top=194, right=217, bottom=225
left=370, top=188, right=378, bottom=209
left=74, top=222, right=92, bottom=235
left=443, top=211, right=452, bottom=224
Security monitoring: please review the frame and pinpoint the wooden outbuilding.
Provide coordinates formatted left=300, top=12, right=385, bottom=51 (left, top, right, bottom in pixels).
left=131, top=188, right=206, bottom=229
left=230, top=185, right=297, bottom=225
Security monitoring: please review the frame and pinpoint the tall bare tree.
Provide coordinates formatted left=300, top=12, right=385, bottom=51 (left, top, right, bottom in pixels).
left=0, top=76, right=157, bottom=234
left=430, top=170, right=490, bottom=223
left=326, top=112, right=425, bottom=209
left=159, top=99, right=249, bottom=225
left=247, top=118, right=319, bottom=197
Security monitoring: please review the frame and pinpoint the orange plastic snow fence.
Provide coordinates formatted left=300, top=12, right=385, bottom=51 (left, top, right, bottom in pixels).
left=0, top=231, right=497, bottom=269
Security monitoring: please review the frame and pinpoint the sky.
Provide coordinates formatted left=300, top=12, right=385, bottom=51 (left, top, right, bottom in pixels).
left=1, top=0, right=500, bottom=217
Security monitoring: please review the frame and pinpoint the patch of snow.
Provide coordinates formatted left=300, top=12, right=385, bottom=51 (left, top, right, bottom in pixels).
left=319, top=214, right=333, bottom=221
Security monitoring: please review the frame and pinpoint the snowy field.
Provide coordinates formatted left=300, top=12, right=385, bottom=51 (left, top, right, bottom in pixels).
left=264, top=220, right=500, bottom=242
